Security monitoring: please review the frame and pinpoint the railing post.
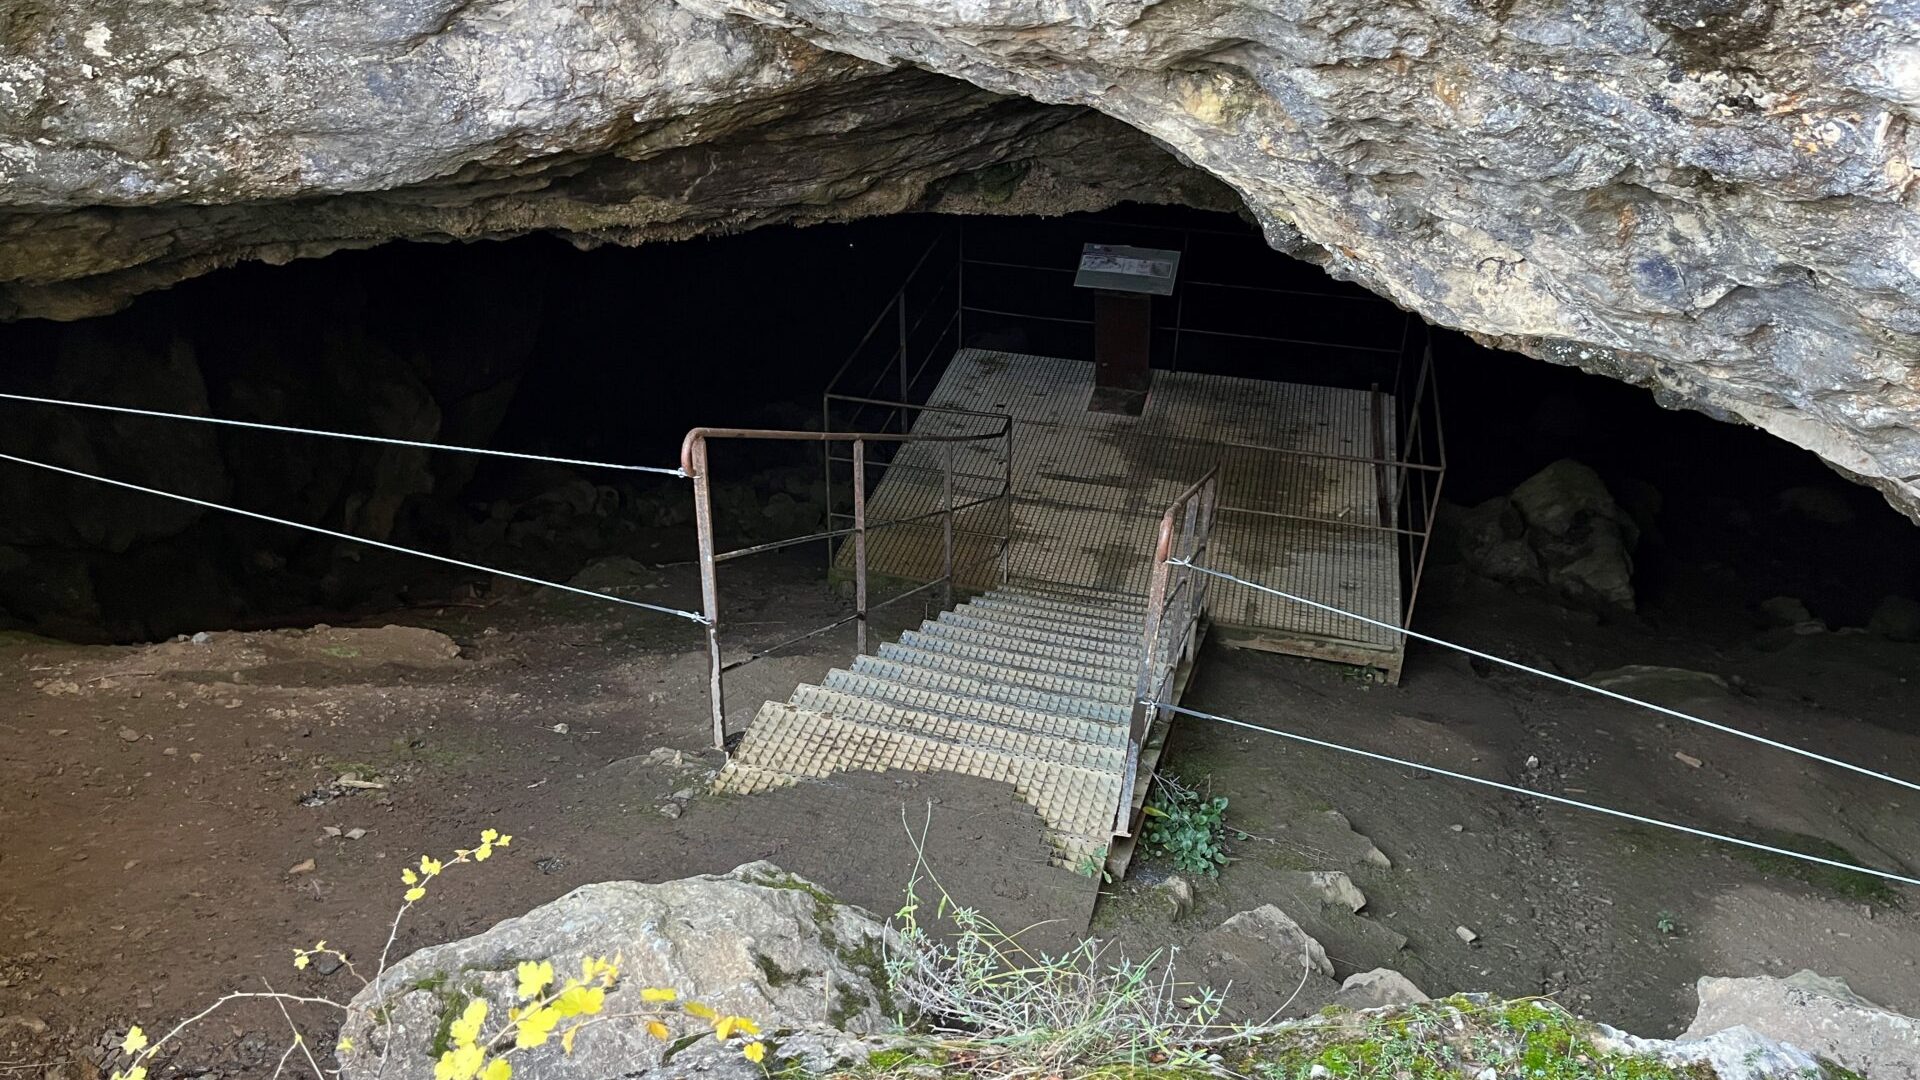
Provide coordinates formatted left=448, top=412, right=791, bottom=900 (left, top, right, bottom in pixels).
left=852, top=438, right=869, bottom=655
left=690, top=437, right=726, bottom=751
left=897, top=294, right=910, bottom=405
left=1000, top=424, right=1014, bottom=586
left=942, top=441, right=955, bottom=607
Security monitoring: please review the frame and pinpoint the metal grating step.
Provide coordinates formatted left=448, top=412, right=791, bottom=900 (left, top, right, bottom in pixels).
left=943, top=606, right=1144, bottom=648
left=933, top=611, right=1146, bottom=657
left=967, top=596, right=1146, bottom=633
left=715, top=703, right=1116, bottom=865
left=998, top=584, right=1150, bottom=614
left=870, top=645, right=1133, bottom=704
left=881, top=641, right=1134, bottom=695
left=904, top=623, right=1139, bottom=673
left=836, top=660, right=1130, bottom=724
left=787, top=686, right=1127, bottom=769
left=985, top=588, right=1150, bottom=621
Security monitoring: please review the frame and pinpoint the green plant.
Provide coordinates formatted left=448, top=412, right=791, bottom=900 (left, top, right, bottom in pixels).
left=1655, top=911, right=1677, bottom=936
left=1073, top=849, right=1113, bottom=883
left=1141, top=776, right=1230, bottom=877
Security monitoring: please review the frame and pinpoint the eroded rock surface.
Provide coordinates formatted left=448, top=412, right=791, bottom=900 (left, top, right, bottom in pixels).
left=338, top=862, right=902, bottom=1080
left=4, top=0, right=1919, bottom=517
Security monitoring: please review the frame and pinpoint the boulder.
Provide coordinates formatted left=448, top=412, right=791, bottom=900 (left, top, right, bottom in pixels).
left=1439, top=462, right=1640, bottom=611
left=1332, top=969, right=1428, bottom=1011
left=1596, top=1023, right=1826, bottom=1080
left=1867, top=595, right=1920, bottom=642
left=1509, top=460, right=1639, bottom=611
left=1757, top=596, right=1814, bottom=628
left=338, top=863, right=902, bottom=1080
left=1683, top=971, right=1920, bottom=1080
left=1588, top=665, right=1732, bottom=707
left=1187, top=906, right=1339, bottom=1023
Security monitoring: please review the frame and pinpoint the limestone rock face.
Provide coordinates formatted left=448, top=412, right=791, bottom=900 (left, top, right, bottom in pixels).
left=1684, top=971, right=1920, bottom=1080
left=338, top=862, right=902, bottom=1080
left=5, top=0, right=1920, bottom=519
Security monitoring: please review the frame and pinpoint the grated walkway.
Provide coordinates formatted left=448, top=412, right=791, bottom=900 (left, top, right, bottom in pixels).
left=842, top=351, right=1405, bottom=675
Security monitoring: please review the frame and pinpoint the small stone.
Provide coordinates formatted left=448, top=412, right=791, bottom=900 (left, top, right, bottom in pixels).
left=162, top=747, right=177, bottom=756
left=657, top=803, right=682, bottom=819
left=189, top=752, right=203, bottom=764
left=1309, top=1065, right=1330, bottom=1080
left=344, top=827, right=367, bottom=841
left=1455, top=925, right=1480, bottom=944
left=1674, top=751, right=1704, bottom=768
left=117, top=727, right=141, bottom=743
left=670, top=788, right=696, bottom=802
left=1525, top=755, right=1540, bottom=768
left=1449, top=823, right=1465, bottom=833
left=191, top=631, right=213, bottom=645
left=46, top=728, right=68, bottom=737
left=322, top=826, right=343, bottom=838
left=1477, top=1068, right=1497, bottom=1080
left=312, top=953, right=344, bottom=976
left=1156, top=876, right=1195, bottom=921
left=551, top=722, right=571, bottom=735
left=1334, top=968, right=1429, bottom=1010
left=288, top=858, right=317, bottom=875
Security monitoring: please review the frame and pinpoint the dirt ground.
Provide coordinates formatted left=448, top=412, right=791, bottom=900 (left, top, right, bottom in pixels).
left=1, top=555, right=1917, bottom=1076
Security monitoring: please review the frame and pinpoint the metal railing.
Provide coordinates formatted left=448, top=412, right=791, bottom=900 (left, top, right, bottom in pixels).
left=681, top=406, right=1012, bottom=750
left=1116, top=466, right=1220, bottom=835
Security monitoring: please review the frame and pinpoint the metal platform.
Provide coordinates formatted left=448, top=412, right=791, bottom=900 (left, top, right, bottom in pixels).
left=844, top=350, right=1407, bottom=677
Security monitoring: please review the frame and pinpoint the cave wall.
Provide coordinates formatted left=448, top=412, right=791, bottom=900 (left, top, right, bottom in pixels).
left=1, top=0, right=1917, bottom=519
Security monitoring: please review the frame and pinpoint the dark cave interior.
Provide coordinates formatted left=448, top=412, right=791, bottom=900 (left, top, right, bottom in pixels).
left=0, top=203, right=1913, bottom=644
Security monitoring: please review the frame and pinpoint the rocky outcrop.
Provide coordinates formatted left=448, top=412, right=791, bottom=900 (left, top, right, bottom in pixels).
left=1684, top=971, right=1920, bottom=1080
left=337, top=862, right=902, bottom=1080
left=6, top=0, right=1920, bottom=520
left=1438, top=460, right=1641, bottom=610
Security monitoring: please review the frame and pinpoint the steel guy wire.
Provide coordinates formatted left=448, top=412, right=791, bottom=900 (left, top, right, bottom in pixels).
left=0, top=392, right=686, bottom=477
left=1170, top=558, right=1920, bottom=794
left=0, top=451, right=709, bottom=624
left=1158, top=700, right=1920, bottom=888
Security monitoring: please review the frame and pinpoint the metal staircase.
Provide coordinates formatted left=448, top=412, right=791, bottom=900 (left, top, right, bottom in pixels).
left=714, top=584, right=1149, bottom=869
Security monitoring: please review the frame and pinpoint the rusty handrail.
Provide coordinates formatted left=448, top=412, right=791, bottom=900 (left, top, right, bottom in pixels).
left=682, top=407, right=1016, bottom=751
left=1115, top=466, right=1220, bottom=836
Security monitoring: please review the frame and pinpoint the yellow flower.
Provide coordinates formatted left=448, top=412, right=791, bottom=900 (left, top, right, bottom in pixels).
left=554, top=985, right=604, bottom=1018
left=731, top=1018, right=761, bottom=1037
left=480, top=829, right=499, bottom=843
left=496, top=834, right=512, bottom=847
left=337, top=1038, right=355, bottom=1054
left=473, top=842, right=493, bottom=862
left=515, top=1006, right=561, bottom=1049
left=683, top=1002, right=718, bottom=1022
left=449, top=1000, right=488, bottom=1050
left=121, top=1026, right=149, bottom=1055
left=293, top=951, right=310, bottom=971
left=714, top=1017, right=737, bottom=1041
left=481, top=1058, right=512, bottom=1080
left=405, top=886, right=427, bottom=903
left=743, top=1041, right=767, bottom=1064
left=640, top=987, right=678, bottom=1003
left=645, top=1021, right=671, bottom=1042
left=561, top=1022, right=585, bottom=1054
left=111, top=1069, right=148, bottom=1080
left=420, top=855, right=444, bottom=877
left=433, top=1044, right=485, bottom=1080
left=402, top=868, right=419, bottom=886
left=515, top=960, right=554, bottom=1001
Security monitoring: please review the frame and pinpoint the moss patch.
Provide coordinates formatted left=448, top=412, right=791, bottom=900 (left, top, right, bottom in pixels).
left=754, top=950, right=814, bottom=989
left=1736, top=829, right=1901, bottom=906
